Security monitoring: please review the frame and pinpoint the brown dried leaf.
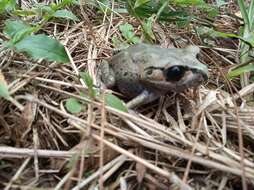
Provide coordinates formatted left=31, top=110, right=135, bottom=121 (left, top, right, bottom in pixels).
left=0, top=70, right=8, bottom=86
left=136, top=162, right=146, bottom=183
left=21, top=101, right=37, bottom=130
left=14, top=101, right=37, bottom=146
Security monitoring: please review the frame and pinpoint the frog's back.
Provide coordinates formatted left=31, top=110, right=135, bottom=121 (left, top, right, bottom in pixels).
left=124, top=43, right=204, bottom=71
left=123, top=43, right=183, bottom=67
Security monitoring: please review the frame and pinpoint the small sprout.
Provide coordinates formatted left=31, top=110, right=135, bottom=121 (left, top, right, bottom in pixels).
left=119, top=23, right=141, bottom=44
left=65, top=98, right=82, bottom=113
left=80, top=72, right=96, bottom=99
left=105, top=93, right=128, bottom=112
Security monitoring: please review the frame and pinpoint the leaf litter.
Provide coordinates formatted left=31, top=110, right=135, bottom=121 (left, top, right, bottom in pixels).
left=0, top=1, right=254, bottom=190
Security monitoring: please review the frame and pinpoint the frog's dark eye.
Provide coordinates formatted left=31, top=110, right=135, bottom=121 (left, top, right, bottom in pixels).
left=164, top=66, right=186, bottom=81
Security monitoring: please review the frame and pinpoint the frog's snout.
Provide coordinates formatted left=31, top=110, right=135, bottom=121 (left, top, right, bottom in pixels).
left=199, top=70, right=209, bottom=82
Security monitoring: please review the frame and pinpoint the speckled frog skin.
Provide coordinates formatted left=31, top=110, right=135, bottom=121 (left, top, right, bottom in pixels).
left=100, top=43, right=208, bottom=108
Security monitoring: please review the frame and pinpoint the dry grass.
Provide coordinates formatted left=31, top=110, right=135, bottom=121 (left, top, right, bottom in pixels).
left=1, top=1, right=254, bottom=189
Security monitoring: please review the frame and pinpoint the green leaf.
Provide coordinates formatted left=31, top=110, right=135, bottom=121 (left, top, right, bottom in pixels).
left=173, top=0, right=205, bottom=6
left=33, top=3, right=54, bottom=15
left=80, top=72, right=96, bottom=99
left=119, top=23, right=134, bottom=38
left=3, top=20, right=33, bottom=42
left=0, top=0, right=16, bottom=13
left=13, top=9, right=37, bottom=17
left=215, top=0, right=226, bottom=7
left=243, top=33, right=254, bottom=47
left=142, top=16, right=155, bottom=41
left=15, top=34, right=69, bottom=63
left=112, top=35, right=127, bottom=49
left=119, top=23, right=141, bottom=44
left=206, top=7, right=219, bottom=18
left=95, top=0, right=111, bottom=13
left=65, top=98, right=82, bottom=113
left=105, top=94, right=128, bottom=112
left=134, top=0, right=150, bottom=9
left=53, top=9, right=79, bottom=21
left=227, top=64, right=254, bottom=78
left=57, top=0, right=79, bottom=8
left=176, top=19, right=191, bottom=28
left=155, top=0, right=168, bottom=20
left=237, top=0, right=250, bottom=30
left=249, top=0, right=254, bottom=30
left=195, top=26, right=248, bottom=42
left=0, top=83, right=10, bottom=100
left=126, top=0, right=189, bottom=22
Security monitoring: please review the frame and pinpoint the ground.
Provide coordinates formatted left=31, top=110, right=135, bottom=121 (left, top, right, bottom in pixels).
left=0, top=0, right=254, bottom=190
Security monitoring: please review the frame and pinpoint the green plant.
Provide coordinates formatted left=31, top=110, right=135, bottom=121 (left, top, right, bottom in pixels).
left=1, top=0, right=79, bottom=64
left=141, top=15, right=156, bottom=42
left=228, top=1, right=254, bottom=83
left=0, top=71, right=23, bottom=110
left=0, top=0, right=16, bottom=13
left=65, top=98, right=83, bottom=113
left=2, top=20, right=69, bottom=63
left=112, top=19, right=155, bottom=47
left=65, top=72, right=128, bottom=114
left=14, top=1, right=79, bottom=21
left=126, top=0, right=189, bottom=22
left=111, top=23, right=141, bottom=48
left=125, top=0, right=217, bottom=24
left=119, top=23, right=141, bottom=44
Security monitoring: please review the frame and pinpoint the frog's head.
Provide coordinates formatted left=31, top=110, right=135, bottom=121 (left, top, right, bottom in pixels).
left=140, top=46, right=208, bottom=93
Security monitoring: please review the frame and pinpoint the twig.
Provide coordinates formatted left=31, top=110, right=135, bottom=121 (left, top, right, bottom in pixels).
left=71, top=154, right=127, bottom=190
left=54, top=169, right=74, bottom=190
left=33, top=127, right=39, bottom=180
left=92, top=134, right=192, bottom=190
left=0, top=147, right=77, bottom=158
left=4, top=157, right=31, bottom=190
left=99, top=91, right=106, bottom=189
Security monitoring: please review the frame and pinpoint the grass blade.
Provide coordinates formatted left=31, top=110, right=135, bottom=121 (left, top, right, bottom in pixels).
left=248, top=0, right=254, bottom=30
left=237, top=0, right=250, bottom=30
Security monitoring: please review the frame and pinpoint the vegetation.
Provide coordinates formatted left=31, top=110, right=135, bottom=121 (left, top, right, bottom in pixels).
left=0, top=0, right=254, bottom=189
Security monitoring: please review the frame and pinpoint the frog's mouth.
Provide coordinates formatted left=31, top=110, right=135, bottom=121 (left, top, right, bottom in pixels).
left=141, top=66, right=207, bottom=93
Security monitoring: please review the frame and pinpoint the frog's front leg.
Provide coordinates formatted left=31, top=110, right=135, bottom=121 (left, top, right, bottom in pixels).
left=126, top=90, right=159, bottom=108
left=98, top=60, right=115, bottom=88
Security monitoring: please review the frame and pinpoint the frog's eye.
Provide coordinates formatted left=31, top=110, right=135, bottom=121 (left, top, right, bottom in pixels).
left=165, top=66, right=186, bottom=81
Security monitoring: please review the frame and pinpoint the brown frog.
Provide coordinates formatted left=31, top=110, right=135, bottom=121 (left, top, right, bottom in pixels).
left=100, top=43, right=208, bottom=108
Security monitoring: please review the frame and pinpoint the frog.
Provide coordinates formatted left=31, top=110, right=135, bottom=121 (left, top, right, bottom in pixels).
left=99, top=43, right=208, bottom=108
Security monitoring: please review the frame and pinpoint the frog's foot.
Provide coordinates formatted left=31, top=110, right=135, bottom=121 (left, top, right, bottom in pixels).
left=126, top=90, right=159, bottom=109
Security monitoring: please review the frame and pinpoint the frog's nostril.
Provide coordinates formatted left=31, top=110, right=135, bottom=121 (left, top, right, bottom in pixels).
left=165, top=66, right=186, bottom=81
